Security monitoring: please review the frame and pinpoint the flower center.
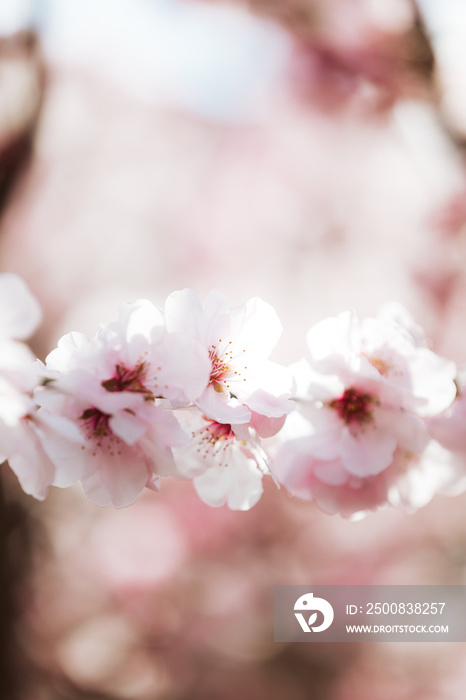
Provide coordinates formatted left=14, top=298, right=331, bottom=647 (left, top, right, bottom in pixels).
left=329, top=388, right=375, bottom=425
left=79, top=407, right=124, bottom=457
left=193, top=419, right=236, bottom=465
left=208, top=339, right=247, bottom=394
left=80, top=407, right=112, bottom=439
left=101, top=362, right=148, bottom=394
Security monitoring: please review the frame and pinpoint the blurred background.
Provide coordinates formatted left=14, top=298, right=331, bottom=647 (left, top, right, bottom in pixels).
left=2, top=0, right=466, bottom=697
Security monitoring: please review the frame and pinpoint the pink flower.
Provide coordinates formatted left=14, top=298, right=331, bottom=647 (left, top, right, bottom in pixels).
left=37, top=299, right=211, bottom=507
left=274, top=305, right=457, bottom=517
left=164, top=288, right=294, bottom=434
left=274, top=426, right=455, bottom=518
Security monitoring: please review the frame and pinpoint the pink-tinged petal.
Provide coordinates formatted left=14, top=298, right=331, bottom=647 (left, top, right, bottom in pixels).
left=137, top=406, right=191, bottom=476
left=8, top=409, right=83, bottom=495
left=8, top=442, right=54, bottom=500
left=376, top=407, right=429, bottom=453
left=49, top=438, right=90, bottom=487
left=310, top=472, right=389, bottom=518
left=313, top=459, right=349, bottom=486
left=340, top=424, right=397, bottom=477
left=145, top=473, right=161, bottom=492
left=0, top=274, right=41, bottom=340
left=250, top=411, right=287, bottom=438
left=428, top=396, right=466, bottom=452
left=283, top=431, right=341, bottom=462
left=91, top=443, right=149, bottom=508
left=245, top=388, right=294, bottom=419
left=109, top=411, right=147, bottom=445
left=36, top=408, right=84, bottom=444
left=140, top=439, right=177, bottom=477
left=79, top=471, right=112, bottom=506
left=194, top=451, right=263, bottom=510
left=92, top=390, right=143, bottom=415
left=196, top=385, right=251, bottom=424
left=147, top=404, right=192, bottom=450
left=2, top=410, right=77, bottom=500
left=272, top=447, right=315, bottom=501
left=274, top=444, right=389, bottom=517
left=300, top=404, right=343, bottom=452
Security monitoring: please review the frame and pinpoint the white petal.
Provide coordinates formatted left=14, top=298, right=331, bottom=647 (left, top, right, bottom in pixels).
left=376, top=302, right=427, bottom=347
left=0, top=273, right=41, bottom=340
left=407, top=349, right=456, bottom=416
left=119, top=298, right=164, bottom=342
left=194, top=451, right=263, bottom=510
left=109, top=411, right=147, bottom=445
left=246, top=388, right=294, bottom=418
left=196, top=385, right=251, bottom=424
left=8, top=430, right=55, bottom=500
left=165, top=288, right=204, bottom=337
left=229, top=296, right=282, bottom=361
left=45, top=332, right=92, bottom=372
left=153, top=332, right=211, bottom=405
left=306, top=310, right=359, bottom=365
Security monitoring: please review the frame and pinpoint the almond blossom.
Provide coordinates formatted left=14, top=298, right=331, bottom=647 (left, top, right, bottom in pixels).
left=36, top=299, right=211, bottom=507
left=274, top=304, right=457, bottom=517
left=171, top=406, right=270, bottom=510
left=164, top=288, right=294, bottom=434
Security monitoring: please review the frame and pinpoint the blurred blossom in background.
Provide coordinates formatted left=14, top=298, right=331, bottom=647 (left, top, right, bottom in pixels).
left=2, top=0, right=466, bottom=698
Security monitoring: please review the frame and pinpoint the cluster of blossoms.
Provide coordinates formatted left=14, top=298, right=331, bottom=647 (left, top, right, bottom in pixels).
left=2, top=273, right=466, bottom=518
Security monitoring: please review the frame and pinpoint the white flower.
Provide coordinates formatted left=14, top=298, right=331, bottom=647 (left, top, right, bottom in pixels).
left=172, top=407, right=269, bottom=510
left=164, top=289, right=294, bottom=433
